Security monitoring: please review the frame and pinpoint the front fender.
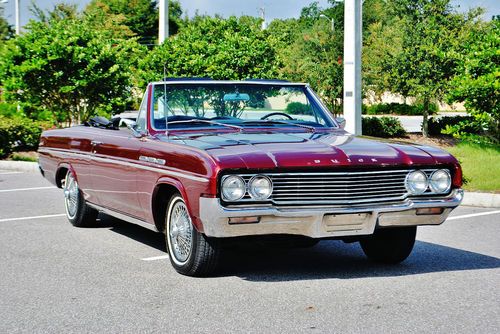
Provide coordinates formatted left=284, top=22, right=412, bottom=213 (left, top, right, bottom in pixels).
left=152, top=176, right=205, bottom=233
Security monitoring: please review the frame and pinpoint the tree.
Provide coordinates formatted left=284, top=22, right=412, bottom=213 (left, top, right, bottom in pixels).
left=137, top=16, right=281, bottom=87
left=272, top=1, right=344, bottom=116
left=85, top=0, right=183, bottom=45
left=0, top=15, right=144, bottom=124
left=378, top=0, right=481, bottom=136
left=279, top=22, right=344, bottom=115
left=30, top=2, right=78, bottom=22
left=0, top=4, right=13, bottom=41
left=447, top=19, right=500, bottom=142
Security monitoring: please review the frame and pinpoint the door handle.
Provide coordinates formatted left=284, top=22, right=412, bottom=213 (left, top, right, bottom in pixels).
left=91, top=141, right=103, bottom=146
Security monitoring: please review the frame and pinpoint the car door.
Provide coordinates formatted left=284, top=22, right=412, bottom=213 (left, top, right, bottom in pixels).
left=89, top=128, right=143, bottom=219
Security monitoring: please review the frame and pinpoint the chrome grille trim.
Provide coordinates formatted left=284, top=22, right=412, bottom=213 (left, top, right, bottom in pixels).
left=224, top=169, right=446, bottom=206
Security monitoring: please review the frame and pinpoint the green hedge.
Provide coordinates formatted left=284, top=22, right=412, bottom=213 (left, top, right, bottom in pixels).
left=362, top=116, right=407, bottom=138
left=285, top=102, right=313, bottom=115
left=364, top=102, right=438, bottom=116
left=0, top=117, right=51, bottom=158
left=427, top=116, right=481, bottom=136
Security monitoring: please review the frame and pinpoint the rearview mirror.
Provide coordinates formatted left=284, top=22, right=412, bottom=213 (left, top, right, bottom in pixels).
left=223, top=93, right=250, bottom=102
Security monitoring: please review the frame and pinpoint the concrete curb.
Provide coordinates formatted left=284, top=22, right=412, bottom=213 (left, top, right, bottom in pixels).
left=1, top=160, right=498, bottom=208
left=462, top=191, right=500, bottom=208
left=0, top=160, right=39, bottom=173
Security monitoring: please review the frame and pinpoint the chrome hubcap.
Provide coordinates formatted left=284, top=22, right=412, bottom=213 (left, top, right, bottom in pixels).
left=64, top=173, right=79, bottom=219
left=169, top=200, right=193, bottom=263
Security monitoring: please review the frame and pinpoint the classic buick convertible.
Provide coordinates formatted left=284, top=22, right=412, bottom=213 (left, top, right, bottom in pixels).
left=38, top=79, right=463, bottom=276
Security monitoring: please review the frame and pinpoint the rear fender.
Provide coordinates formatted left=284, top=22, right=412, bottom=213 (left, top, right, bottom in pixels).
left=55, top=162, right=75, bottom=188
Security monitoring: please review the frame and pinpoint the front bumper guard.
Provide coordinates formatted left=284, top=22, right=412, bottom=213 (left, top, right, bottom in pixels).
left=199, top=189, right=464, bottom=238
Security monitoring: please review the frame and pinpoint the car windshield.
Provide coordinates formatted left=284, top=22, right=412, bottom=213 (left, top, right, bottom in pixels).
left=151, top=83, right=335, bottom=130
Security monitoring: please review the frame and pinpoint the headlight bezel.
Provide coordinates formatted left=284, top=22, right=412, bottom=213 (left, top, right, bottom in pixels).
left=248, top=175, right=273, bottom=200
left=429, top=169, right=451, bottom=194
left=220, top=175, right=246, bottom=202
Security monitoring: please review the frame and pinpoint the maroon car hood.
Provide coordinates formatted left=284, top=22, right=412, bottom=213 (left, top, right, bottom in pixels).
left=169, top=130, right=457, bottom=170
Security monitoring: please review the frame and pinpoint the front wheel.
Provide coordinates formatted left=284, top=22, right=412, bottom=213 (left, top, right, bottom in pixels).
left=165, top=194, right=220, bottom=276
left=63, top=171, right=98, bottom=227
left=360, top=226, right=417, bottom=264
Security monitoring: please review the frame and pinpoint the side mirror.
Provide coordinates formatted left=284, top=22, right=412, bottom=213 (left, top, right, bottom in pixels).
left=335, top=117, right=346, bottom=129
left=124, top=120, right=146, bottom=138
left=123, top=119, right=136, bottom=129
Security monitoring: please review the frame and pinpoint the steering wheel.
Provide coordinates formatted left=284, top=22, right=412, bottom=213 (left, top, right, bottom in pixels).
left=260, top=112, right=294, bottom=120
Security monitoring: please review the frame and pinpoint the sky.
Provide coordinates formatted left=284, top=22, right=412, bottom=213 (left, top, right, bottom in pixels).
left=2, top=0, right=499, bottom=28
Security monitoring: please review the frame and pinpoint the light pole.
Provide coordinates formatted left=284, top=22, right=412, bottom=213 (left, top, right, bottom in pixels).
left=159, top=0, right=169, bottom=44
left=0, top=0, right=19, bottom=35
left=343, top=0, right=362, bottom=135
left=319, top=14, right=334, bottom=33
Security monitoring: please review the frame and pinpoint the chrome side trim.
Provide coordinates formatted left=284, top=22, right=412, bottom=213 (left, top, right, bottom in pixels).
left=87, top=202, right=159, bottom=232
left=38, top=147, right=209, bottom=183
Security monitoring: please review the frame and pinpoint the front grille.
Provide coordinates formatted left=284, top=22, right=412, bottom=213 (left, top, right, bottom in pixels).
left=233, top=169, right=442, bottom=207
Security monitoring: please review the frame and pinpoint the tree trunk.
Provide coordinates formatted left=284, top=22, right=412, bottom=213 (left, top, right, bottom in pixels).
left=422, top=98, right=429, bottom=137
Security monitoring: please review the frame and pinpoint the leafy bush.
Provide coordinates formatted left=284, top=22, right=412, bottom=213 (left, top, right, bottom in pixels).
left=447, top=20, right=499, bottom=142
left=428, top=116, right=481, bottom=136
left=0, top=103, right=18, bottom=118
left=362, top=116, right=407, bottom=138
left=364, top=103, right=438, bottom=116
left=428, top=115, right=497, bottom=144
left=0, top=117, right=51, bottom=158
left=285, top=102, right=312, bottom=115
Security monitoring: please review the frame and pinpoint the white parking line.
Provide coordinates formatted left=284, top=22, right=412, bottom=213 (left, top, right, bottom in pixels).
left=0, top=186, right=57, bottom=193
left=0, top=213, right=66, bottom=222
left=447, top=210, right=500, bottom=221
left=0, top=171, right=23, bottom=175
left=141, top=255, right=169, bottom=261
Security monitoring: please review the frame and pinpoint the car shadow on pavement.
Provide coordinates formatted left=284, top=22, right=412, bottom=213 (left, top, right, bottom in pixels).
left=97, top=214, right=166, bottom=252
left=220, top=240, right=500, bottom=281
left=99, top=214, right=500, bottom=281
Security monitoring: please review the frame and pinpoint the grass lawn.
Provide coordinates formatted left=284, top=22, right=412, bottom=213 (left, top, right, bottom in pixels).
left=446, top=142, right=500, bottom=193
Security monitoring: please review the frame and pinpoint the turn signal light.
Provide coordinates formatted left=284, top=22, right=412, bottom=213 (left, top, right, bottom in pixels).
left=416, top=208, right=444, bottom=215
left=228, top=216, right=260, bottom=224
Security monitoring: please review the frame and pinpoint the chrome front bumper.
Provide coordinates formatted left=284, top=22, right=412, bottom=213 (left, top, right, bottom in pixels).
left=199, top=189, right=464, bottom=238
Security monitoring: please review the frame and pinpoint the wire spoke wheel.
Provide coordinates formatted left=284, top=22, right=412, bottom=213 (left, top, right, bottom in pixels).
left=168, top=199, right=193, bottom=264
left=64, top=172, right=79, bottom=219
left=165, top=193, right=221, bottom=276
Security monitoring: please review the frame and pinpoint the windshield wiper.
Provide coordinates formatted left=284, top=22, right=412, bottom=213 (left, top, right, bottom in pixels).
left=242, top=120, right=316, bottom=132
left=167, top=119, right=243, bottom=132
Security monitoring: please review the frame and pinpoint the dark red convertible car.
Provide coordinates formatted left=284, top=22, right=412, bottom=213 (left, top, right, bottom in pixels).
left=38, top=79, right=463, bottom=276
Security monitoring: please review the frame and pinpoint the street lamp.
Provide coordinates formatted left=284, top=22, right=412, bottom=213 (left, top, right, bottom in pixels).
left=0, top=0, right=20, bottom=35
left=159, top=0, right=169, bottom=44
left=319, top=14, right=334, bottom=33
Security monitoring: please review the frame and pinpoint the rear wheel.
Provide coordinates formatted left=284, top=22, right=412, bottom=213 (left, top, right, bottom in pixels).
left=360, top=226, right=417, bottom=264
left=63, top=171, right=98, bottom=227
left=165, top=194, right=220, bottom=276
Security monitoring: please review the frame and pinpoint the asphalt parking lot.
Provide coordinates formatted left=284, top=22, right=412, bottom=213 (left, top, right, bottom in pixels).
left=1, top=170, right=499, bottom=333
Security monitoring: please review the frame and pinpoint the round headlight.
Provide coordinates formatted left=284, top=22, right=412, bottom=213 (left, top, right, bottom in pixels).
left=221, top=175, right=245, bottom=201
left=405, top=170, right=428, bottom=195
left=248, top=175, right=273, bottom=200
left=429, top=169, right=451, bottom=193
